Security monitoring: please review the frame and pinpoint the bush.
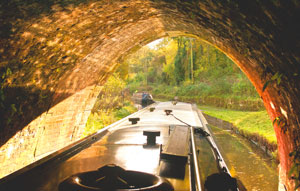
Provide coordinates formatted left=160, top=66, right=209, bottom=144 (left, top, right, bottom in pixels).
left=92, top=73, right=126, bottom=112
left=211, top=79, right=232, bottom=96
left=83, top=112, right=109, bottom=137
left=114, top=105, right=137, bottom=120
left=83, top=74, right=137, bottom=137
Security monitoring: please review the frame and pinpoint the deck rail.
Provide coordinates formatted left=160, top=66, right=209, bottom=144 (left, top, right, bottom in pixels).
left=190, top=126, right=202, bottom=191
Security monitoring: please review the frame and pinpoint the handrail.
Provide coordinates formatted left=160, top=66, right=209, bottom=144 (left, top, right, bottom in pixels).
left=193, top=105, right=240, bottom=191
left=172, top=104, right=238, bottom=190
left=193, top=106, right=231, bottom=174
left=190, top=126, right=202, bottom=191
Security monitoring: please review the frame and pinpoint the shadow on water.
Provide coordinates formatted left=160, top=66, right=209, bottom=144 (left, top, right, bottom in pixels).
left=208, top=125, right=278, bottom=191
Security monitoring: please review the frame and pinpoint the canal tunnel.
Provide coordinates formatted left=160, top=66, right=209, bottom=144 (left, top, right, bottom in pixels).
left=0, top=0, right=299, bottom=190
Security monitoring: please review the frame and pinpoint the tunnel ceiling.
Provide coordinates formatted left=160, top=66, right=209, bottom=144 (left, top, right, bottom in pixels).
left=0, top=0, right=299, bottom=190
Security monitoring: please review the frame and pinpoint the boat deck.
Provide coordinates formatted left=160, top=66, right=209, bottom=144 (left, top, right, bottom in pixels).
left=0, top=102, right=220, bottom=191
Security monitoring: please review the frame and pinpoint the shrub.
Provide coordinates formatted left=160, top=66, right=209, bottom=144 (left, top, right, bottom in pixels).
left=114, top=105, right=137, bottom=120
left=84, top=73, right=137, bottom=137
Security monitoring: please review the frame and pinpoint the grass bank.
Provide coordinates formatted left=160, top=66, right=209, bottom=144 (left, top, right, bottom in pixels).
left=198, top=105, right=277, bottom=145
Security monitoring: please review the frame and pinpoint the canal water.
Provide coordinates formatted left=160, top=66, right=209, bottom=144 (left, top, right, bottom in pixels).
left=209, top=125, right=278, bottom=191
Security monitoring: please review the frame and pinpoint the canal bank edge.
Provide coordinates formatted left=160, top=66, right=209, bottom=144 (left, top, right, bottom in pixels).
left=202, top=113, right=278, bottom=161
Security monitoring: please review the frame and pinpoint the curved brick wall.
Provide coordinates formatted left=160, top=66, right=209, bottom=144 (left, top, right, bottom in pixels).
left=0, top=1, right=299, bottom=190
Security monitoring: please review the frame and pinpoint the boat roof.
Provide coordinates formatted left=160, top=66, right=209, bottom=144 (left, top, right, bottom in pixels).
left=0, top=102, right=221, bottom=191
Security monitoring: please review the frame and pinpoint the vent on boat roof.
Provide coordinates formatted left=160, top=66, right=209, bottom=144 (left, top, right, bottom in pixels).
left=59, top=164, right=174, bottom=191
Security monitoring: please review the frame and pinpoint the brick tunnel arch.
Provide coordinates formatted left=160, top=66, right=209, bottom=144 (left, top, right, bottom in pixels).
left=0, top=0, right=299, bottom=190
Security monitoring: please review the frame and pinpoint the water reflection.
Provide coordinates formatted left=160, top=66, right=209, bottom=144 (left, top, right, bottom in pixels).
left=196, top=136, right=220, bottom=184
left=210, top=126, right=278, bottom=191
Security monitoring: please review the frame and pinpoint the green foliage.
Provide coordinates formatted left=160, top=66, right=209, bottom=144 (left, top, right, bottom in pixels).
left=0, top=89, right=5, bottom=105
left=262, top=80, right=271, bottom=92
left=126, top=81, right=142, bottom=93
left=263, top=72, right=284, bottom=92
left=92, top=73, right=126, bottom=112
left=10, top=104, right=17, bottom=115
left=84, top=103, right=137, bottom=137
left=173, top=37, right=188, bottom=84
left=114, top=104, right=137, bottom=120
left=126, top=37, right=259, bottom=102
left=289, top=150, right=300, bottom=190
left=83, top=73, right=137, bottom=137
left=83, top=112, right=106, bottom=137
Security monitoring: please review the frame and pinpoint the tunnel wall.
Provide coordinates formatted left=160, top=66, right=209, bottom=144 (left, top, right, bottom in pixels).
left=0, top=85, right=101, bottom=177
left=0, top=0, right=299, bottom=190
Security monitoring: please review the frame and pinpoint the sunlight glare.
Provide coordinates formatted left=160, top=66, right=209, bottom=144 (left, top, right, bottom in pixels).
left=147, top=39, right=163, bottom=49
